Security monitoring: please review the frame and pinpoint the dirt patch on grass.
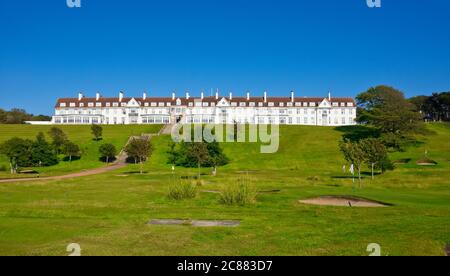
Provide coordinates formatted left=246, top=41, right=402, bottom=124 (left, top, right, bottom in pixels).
left=416, top=158, right=438, bottom=166
left=446, top=244, right=450, bottom=256
left=299, top=196, right=391, bottom=208
left=149, top=219, right=240, bottom=227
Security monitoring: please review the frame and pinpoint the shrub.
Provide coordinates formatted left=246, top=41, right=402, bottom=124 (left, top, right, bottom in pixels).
left=167, top=180, right=198, bottom=200
left=219, top=179, right=257, bottom=206
left=0, top=165, right=7, bottom=172
left=99, top=143, right=117, bottom=163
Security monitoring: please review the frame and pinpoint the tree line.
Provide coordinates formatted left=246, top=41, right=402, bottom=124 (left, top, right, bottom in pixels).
left=340, top=85, right=427, bottom=184
left=0, top=125, right=121, bottom=174
left=409, top=92, right=450, bottom=122
left=0, top=108, right=51, bottom=124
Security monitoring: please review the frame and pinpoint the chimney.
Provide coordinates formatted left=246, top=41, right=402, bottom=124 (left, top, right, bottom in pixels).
left=186, top=92, right=190, bottom=100
left=143, top=92, right=147, bottom=100
left=215, top=89, right=219, bottom=100
left=229, top=92, right=233, bottom=101
left=291, top=91, right=295, bottom=103
left=96, top=92, right=101, bottom=101
left=172, top=92, right=176, bottom=101
left=78, top=92, right=84, bottom=101
left=246, top=91, right=250, bottom=101
left=264, top=91, right=267, bottom=103
left=201, top=91, right=204, bottom=100
left=328, top=91, right=331, bottom=101
left=119, top=91, right=124, bottom=102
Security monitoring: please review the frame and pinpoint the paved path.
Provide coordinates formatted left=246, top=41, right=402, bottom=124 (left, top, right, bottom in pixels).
left=0, top=130, right=162, bottom=184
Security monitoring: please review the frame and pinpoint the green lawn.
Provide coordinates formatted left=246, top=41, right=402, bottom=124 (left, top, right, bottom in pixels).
left=0, top=124, right=449, bottom=256
left=0, top=124, right=162, bottom=178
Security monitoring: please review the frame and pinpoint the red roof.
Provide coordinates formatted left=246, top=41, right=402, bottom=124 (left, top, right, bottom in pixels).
left=55, top=96, right=355, bottom=108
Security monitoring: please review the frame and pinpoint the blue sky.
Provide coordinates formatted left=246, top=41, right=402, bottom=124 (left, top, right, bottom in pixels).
left=0, top=0, right=449, bottom=115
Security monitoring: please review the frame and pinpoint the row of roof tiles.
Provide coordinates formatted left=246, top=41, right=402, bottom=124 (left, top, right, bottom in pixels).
left=56, top=96, right=356, bottom=108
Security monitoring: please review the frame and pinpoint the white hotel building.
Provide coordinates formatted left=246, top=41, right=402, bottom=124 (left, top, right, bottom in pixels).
left=52, top=91, right=357, bottom=126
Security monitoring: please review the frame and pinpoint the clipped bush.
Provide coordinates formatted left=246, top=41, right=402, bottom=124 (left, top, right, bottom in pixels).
left=219, top=179, right=257, bottom=206
left=167, top=180, right=198, bottom=200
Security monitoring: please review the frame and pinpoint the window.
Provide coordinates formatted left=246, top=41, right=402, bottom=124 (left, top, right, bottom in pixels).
left=106, top=103, right=111, bottom=107
left=249, top=102, right=255, bottom=107
left=279, top=103, right=284, bottom=107
left=70, top=103, right=76, bottom=107
left=60, top=103, right=67, bottom=107
left=239, top=102, right=246, bottom=107
left=80, top=103, right=84, bottom=107
left=96, top=103, right=101, bottom=107
left=295, top=102, right=302, bottom=107
left=309, top=102, right=316, bottom=107
left=268, top=102, right=274, bottom=107
left=258, top=102, right=264, bottom=107
left=348, top=102, right=354, bottom=107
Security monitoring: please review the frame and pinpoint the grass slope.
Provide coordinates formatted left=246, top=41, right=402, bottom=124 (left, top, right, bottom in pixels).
left=0, top=125, right=162, bottom=178
left=0, top=124, right=449, bottom=256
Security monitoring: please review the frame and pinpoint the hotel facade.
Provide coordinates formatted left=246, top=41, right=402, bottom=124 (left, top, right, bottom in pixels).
left=52, top=91, right=357, bottom=126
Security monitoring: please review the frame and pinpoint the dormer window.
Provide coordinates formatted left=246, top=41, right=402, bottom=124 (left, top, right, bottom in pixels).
left=287, top=103, right=293, bottom=107
left=113, top=103, right=119, bottom=107
left=96, top=103, right=102, bottom=107
left=167, top=103, right=171, bottom=107
left=151, top=103, right=157, bottom=107
left=176, top=99, right=182, bottom=106
left=144, top=103, right=149, bottom=107
left=158, top=103, right=165, bottom=107
left=258, top=102, right=264, bottom=107
left=268, top=102, right=274, bottom=107
left=121, top=103, right=126, bottom=107
left=203, top=102, right=209, bottom=107
left=70, top=103, right=76, bottom=107
left=60, top=103, right=67, bottom=107
left=332, top=103, right=339, bottom=107
left=188, top=102, right=193, bottom=107
left=341, top=103, right=345, bottom=107
left=249, top=102, right=255, bottom=107
left=279, top=103, right=285, bottom=107
left=106, top=103, right=111, bottom=107
left=295, top=102, right=301, bottom=107
left=231, top=102, right=237, bottom=107
left=80, top=103, right=85, bottom=107
left=88, top=102, right=94, bottom=107
left=347, top=103, right=354, bottom=107
left=239, top=102, right=246, bottom=107
left=309, top=103, right=316, bottom=107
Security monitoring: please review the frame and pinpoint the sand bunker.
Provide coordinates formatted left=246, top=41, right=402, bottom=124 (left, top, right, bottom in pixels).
left=149, top=219, right=240, bottom=227
left=299, top=196, right=390, bottom=208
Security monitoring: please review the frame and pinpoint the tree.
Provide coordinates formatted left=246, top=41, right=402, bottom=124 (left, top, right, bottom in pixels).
left=356, top=86, right=423, bottom=135
left=188, top=142, right=210, bottom=180
left=99, top=143, right=117, bottom=164
left=339, top=140, right=366, bottom=187
left=91, top=124, right=103, bottom=141
left=48, top=127, right=68, bottom=154
left=359, top=138, right=388, bottom=180
left=0, top=138, right=33, bottom=174
left=62, top=141, right=81, bottom=162
left=5, top=108, right=32, bottom=124
left=0, top=108, right=7, bottom=123
left=125, top=138, right=153, bottom=174
left=30, top=133, right=59, bottom=167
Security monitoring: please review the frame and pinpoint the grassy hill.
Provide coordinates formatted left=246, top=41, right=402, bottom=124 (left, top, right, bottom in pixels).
left=0, top=124, right=162, bottom=178
left=0, top=124, right=448, bottom=255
